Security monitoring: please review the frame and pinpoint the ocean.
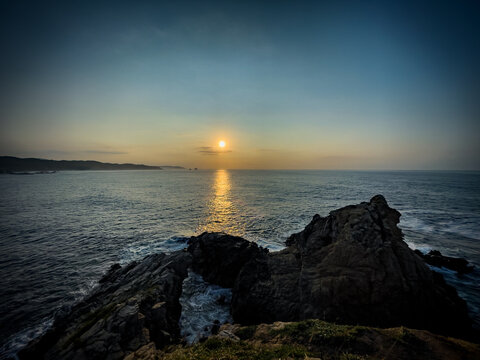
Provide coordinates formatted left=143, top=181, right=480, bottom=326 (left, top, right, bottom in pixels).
left=1, top=169, right=479, bottom=358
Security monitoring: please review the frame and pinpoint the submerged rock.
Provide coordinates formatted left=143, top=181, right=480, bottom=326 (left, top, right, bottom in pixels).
left=414, top=249, right=474, bottom=274
left=231, top=195, right=472, bottom=338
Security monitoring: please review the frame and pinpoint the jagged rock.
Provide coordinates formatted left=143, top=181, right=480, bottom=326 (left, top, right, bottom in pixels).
left=231, top=195, right=472, bottom=338
left=187, top=232, right=266, bottom=287
left=18, top=251, right=192, bottom=360
left=414, top=249, right=474, bottom=274
left=99, top=263, right=122, bottom=283
left=123, top=342, right=157, bottom=360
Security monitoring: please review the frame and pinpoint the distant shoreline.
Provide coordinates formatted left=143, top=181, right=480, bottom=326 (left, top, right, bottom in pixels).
left=0, top=156, right=184, bottom=172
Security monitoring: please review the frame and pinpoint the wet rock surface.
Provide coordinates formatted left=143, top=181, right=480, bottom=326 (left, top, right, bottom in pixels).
left=18, top=195, right=476, bottom=359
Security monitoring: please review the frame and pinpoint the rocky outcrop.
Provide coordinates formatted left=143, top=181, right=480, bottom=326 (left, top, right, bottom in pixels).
left=231, top=195, right=472, bottom=338
left=18, top=251, right=192, bottom=360
left=18, top=195, right=475, bottom=359
left=187, top=232, right=266, bottom=287
left=414, top=249, right=474, bottom=274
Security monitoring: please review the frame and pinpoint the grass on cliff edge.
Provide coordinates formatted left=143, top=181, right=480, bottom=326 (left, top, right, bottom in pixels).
left=161, top=336, right=365, bottom=360
left=162, top=337, right=313, bottom=360
left=159, top=319, right=479, bottom=360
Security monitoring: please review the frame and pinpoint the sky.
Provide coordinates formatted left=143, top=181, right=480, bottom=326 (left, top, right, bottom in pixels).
left=0, top=0, right=479, bottom=170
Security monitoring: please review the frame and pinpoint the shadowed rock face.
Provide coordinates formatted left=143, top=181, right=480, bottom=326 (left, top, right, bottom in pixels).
left=18, top=251, right=192, bottom=360
left=231, top=195, right=472, bottom=337
left=187, top=232, right=267, bottom=288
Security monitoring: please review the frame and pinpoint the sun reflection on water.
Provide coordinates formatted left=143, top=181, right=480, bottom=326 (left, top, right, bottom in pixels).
left=197, top=170, right=243, bottom=235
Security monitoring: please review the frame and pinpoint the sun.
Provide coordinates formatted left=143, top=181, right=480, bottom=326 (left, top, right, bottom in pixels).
left=219, top=140, right=226, bottom=148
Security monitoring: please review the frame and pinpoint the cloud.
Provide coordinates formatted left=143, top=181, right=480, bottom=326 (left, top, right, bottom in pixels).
left=197, top=146, right=232, bottom=156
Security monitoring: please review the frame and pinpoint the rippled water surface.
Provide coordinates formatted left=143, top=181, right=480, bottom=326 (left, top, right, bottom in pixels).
left=1, top=170, right=479, bottom=357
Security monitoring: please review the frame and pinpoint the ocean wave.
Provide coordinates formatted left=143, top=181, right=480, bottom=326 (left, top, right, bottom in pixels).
left=403, top=240, right=433, bottom=254
left=399, top=216, right=436, bottom=234
left=400, top=214, right=480, bottom=241
left=0, top=275, right=99, bottom=360
left=439, top=221, right=480, bottom=241
left=118, top=236, right=189, bottom=264
left=255, top=238, right=285, bottom=252
left=0, top=318, right=53, bottom=360
left=179, top=271, right=232, bottom=344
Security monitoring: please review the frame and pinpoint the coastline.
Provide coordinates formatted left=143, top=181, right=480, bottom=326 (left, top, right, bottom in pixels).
left=16, top=196, right=479, bottom=360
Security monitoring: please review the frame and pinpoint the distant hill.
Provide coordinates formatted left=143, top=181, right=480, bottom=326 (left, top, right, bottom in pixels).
left=158, top=166, right=185, bottom=169
left=0, top=156, right=173, bottom=172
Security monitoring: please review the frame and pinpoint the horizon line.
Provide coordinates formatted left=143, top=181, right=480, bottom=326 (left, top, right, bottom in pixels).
left=2, top=155, right=479, bottom=172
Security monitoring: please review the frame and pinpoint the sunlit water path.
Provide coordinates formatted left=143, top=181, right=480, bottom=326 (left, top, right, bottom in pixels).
left=1, top=170, right=479, bottom=358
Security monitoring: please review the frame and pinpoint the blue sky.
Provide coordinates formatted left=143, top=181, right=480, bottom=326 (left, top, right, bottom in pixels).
left=1, top=0, right=479, bottom=169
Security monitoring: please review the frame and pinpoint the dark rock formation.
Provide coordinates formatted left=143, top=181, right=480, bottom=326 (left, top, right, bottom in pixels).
left=18, top=251, right=192, bottom=360
left=414, top=249, right=474, bottom=274
left=18, top=195, right=475, bottom=359
left=187, top=232, right=266, bottom=287
left=231, top=195, right=472, bottom=338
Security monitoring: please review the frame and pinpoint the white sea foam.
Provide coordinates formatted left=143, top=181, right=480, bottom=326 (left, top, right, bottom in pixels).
left=440, top=221, right=480, bottom=241
left=400, top=212, right=480, bottom=241
left=0, top=318, right=53, bottom=360
left=256, top=238, right=285, bottom=252
left=118, top=236, right=189, bottom=264
left=403, top=240, right=432, bottom=254
left=0, top=276, right=100, bottom=360
left=179, top=271, right=232, bottom=344
left=399, top=216, right=435, bottom=234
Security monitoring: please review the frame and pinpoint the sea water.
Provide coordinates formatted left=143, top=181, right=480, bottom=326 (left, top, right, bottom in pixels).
left=1, top=170, right=479, bottom=358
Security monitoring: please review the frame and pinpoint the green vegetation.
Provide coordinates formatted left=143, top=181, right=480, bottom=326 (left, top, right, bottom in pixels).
left=161, top=321, right=375, bottom=360
left=235, top=325, right=257, bottom=340
left=270, top=319, right=367, bottom=347
left=160, top=320, right=479, bottom=360
left=162, top=337, right=310, bottom=360
left=391, top=326, right=423, bottom=345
